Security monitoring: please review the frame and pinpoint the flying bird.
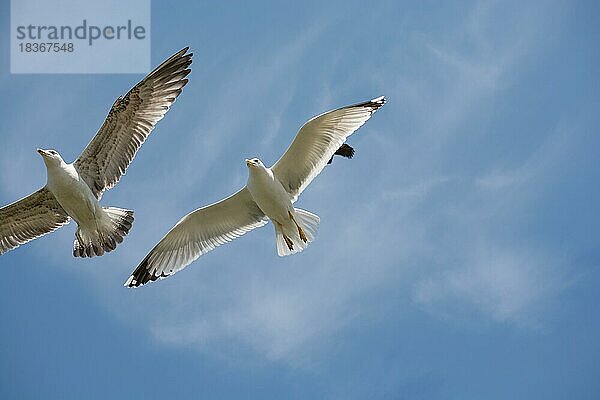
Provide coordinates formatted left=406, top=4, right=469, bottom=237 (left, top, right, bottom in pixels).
left=125, top=96, right=386, bottom=287
left=0, top=48, right=192, bottom=258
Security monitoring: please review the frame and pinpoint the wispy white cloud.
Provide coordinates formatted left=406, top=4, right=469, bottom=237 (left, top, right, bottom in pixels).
left=407, top=127, right=575, bottom=327
left=169, top=23, right=324, bottom=192
left=413, top=242, right=562, bottom=327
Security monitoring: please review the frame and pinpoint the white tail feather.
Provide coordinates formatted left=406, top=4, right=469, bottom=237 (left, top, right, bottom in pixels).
left=275, top=223, right=294, bottom=256
left=274, top=208, right=320, bottom=257
left=73, top=207, right=134, bottom=257
left=294, top=208, right=320, bottom=242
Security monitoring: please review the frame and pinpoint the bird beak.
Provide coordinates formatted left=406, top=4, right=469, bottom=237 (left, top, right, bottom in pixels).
left=37, top=148, right=48, bottom=156
left=245, top=159, right=252, bottom=167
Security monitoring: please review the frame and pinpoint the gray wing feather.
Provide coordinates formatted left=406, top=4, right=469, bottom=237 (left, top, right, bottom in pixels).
left=125, top=187, right=267, bottom=287
left=271, top=96, right=385, bottom=202
left=0, top=188, right=70, bottom=255
left=74, top=47, right=193, bottom=198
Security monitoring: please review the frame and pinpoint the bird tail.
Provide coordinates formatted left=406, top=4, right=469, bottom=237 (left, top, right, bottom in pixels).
left=73, top=207, right=134, bottom=257
left=274, top=208, right=320, bottom=256
left=295, top=208, right=320, bottom=242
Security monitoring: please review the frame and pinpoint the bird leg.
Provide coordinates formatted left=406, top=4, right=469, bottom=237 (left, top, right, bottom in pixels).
left=289, top=211, right=308, bottom=243
left=284, top=236, right=294, bottom=250
left=277, top=221, right=294, bottom=250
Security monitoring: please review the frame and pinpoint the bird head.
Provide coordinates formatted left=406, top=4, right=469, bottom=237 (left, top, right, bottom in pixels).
left=245, top=158, right=264, bottom=169
left=37, top=148, right=64, bottom=167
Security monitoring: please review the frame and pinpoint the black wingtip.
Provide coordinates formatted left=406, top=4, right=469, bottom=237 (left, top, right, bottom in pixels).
left=368, top=96, right=386, bottom=113
left=371, top=95, right=386, bottom=104
left=124, top=253, right=160, bottom=288
left=335, top=143, right=355, bottom=159
left=343, top=95, right=386, bottom=114
left=328, top=143, right=355, bottom=165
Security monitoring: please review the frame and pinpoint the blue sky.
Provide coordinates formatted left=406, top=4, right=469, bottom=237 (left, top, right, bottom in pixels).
left=1, top=0, right=599, bottom=398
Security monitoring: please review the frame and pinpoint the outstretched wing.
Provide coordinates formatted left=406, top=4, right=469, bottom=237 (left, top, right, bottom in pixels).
left=125, top=187, right=267, bottom=288
left=328, top=143, right=355, bottom=164
left=0, top=188, right=70, bottom=255
left=74, top=47, right=193, bottom=198
left=271, top=96, right=385, bottom=202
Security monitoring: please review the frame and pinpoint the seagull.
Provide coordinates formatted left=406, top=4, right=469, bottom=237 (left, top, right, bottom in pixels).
left=125, top=96, right=386, bottom=287
left=0, top=48, right=192, bottom=258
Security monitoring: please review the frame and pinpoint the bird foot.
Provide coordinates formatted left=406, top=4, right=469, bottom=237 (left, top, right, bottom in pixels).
left=284, top=235, right=294, bottom=250
left=289, top=211, right=308, bottom=243
left=298, top=226, right=307, bottom=243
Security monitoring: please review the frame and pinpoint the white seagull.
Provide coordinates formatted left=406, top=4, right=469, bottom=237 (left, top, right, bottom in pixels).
left=125, top=96, right=386, bottom=287
left=0, top=48, right=192, bottom=258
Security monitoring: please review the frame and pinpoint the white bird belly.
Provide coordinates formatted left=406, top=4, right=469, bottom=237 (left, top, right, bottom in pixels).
left=247, top=169, right=292, bottom=224
left=46, top=164, right=100, bottom=225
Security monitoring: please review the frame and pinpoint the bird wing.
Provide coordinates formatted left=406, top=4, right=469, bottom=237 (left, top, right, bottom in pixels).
left=271, top=96, right=385, bottom=202
left=125, top=187, right=267, bottom=287
left=0, top=188, right=70, bottom=255
left=74, top=47, right=193, bottom=199
left=328, top=143, right=355, bottom=164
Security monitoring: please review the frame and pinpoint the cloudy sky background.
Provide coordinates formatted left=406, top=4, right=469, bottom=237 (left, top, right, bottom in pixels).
left=1, top=0, right=599, bottom=398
